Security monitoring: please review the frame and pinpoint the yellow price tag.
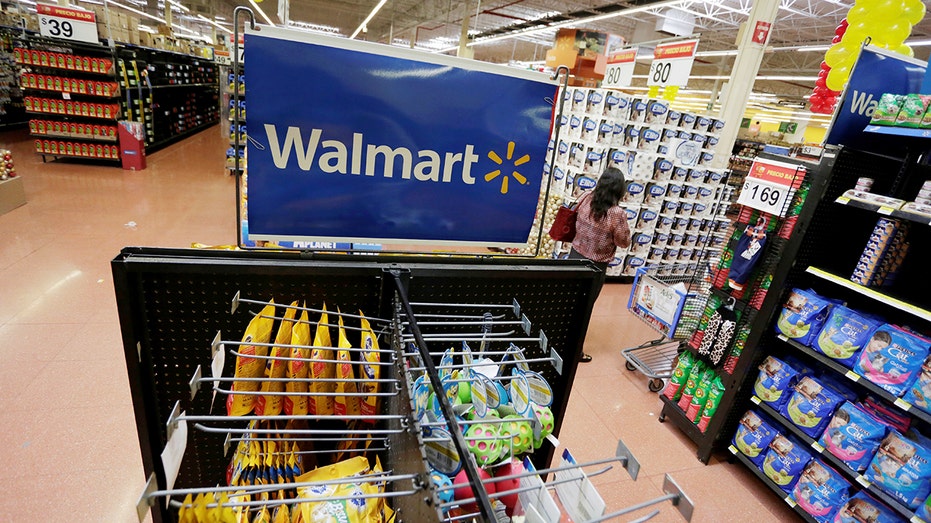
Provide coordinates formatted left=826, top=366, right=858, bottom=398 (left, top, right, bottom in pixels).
left=844, top=371, right=860, bottom=382
left=878, top=206, right=895, bottom=215
left=836, top=196, right=850, bottom=204
left=894, top=398, right=912, bottom=411
left=751, top=396, right=761, bottom=405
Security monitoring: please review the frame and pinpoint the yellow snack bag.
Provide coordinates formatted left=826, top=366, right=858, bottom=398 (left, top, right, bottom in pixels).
left=296, top=457, right=377, bottom=523
left=256, top=302, right=298, bottom=416
left=272, top=504, right=290, bottom=523
left=192, top=493, right=208, bottom=522
left=309, top=305, right=335, bottom=416
left=358, top=312, right=381, bottom=421
left=177, top=493, right=195, bottom=523
left=334, top=312, right=361, bottom=416
left=228, top=302, right=276, bottom=416
left=218, top=493, right=238, bottom=523
left=285, top=308, right=311, bottom=416
left=291, top=504, right=303, bottom=523
left=252, top=506, right=271, bottom=523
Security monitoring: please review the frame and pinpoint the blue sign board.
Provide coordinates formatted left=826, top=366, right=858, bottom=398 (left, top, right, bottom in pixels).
left=826, top=46, right=926, bottom=147
left=245, top=27, right=556, bottom=247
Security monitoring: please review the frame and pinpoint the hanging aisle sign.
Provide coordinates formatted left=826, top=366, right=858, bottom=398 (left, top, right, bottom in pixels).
left=647, top=39, right=699, bottom=87
left=736, top=158, right=806, bottom=217
left=37, top=4, right=98, bottom=44
left=244, top=26, right=555, bottom=247
left=603, top=47, right=638, bottom=88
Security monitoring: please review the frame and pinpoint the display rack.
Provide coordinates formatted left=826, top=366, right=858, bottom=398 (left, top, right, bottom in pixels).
left=0, top=28, right=26, bottom=128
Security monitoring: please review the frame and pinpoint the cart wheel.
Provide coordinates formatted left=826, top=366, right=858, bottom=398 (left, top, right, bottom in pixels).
left=625, top=361, right=637, bottom=371
left=658, top=413, right=666, bottom=423
left=649, top=379, right=664, bottom=392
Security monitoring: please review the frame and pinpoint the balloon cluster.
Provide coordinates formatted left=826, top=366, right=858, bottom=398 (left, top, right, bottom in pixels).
left=812, top=0, right=925, bottom=114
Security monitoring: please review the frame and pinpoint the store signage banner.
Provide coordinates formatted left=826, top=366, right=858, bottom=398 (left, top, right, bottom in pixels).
left=244, top=26, right=556, bottom=247
left=826, top=46, right=926, bottom=147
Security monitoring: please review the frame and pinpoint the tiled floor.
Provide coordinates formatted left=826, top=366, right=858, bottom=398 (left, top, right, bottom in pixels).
left=0, top=127, right=798, bottom=522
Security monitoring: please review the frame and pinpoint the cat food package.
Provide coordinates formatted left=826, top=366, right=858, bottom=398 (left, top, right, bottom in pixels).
left=814, top=306, right=884, bottom=368
left=791, top=459, right=851, bottom=523
left=903, top=354, right=931, bottom=414
left=818, top=401, right=888, bottom=473
left=834, top=491, right=901, bottom=523
left=861, top=396, right=912, bottom=434
left=780, top=376, right=844, bottom=438
left=762, top=434, right=813, bottom=493
left=776, top=289, right=836, bottom=346
left=255, top=301, right=299, bottom=416
left=865, top=429, right=931, bottom=509
left=853, top=324, right=931, bottom=397
left=733, top=410, right=779, bottom=466
left=916, top=491, right=931, bottom=522
left=227, top=301, right=276, bottom=416
left=754, top=356, right=800, bottom=410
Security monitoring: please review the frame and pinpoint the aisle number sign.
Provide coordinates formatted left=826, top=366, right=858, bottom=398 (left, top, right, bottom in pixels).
left=602, top=48, right=638, bottom=88
left=736, top=158, right=806, bottom=217
left=648, top=39, right=699, bottom=87
left=37, top=4, right=98, bottom=45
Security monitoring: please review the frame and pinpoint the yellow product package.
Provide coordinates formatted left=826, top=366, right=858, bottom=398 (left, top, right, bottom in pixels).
left=358, top=312, right=381, bottom=421
left=177, top=493, right=194, bottom=523
left=256, top=301, right=298, bottom=416
left=271, top=504, right=290, bottom=523
left=334, top=313, right=361, bottom=416
left=252, top=506, right=271, bottom=523
left=309, top=305, right=335, bottom=416
left=228, top=302, right=276, bottom=416
left=285, top=308, right=311, bottom=416
left=296, top=457, right=382, bottom=523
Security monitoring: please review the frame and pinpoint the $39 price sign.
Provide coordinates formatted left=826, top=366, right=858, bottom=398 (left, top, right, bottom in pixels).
left=648, top=39, right=699, bottom=87
left=37, top=4, right=99, bottom=45
left=736, top=158, right=807, bottom=217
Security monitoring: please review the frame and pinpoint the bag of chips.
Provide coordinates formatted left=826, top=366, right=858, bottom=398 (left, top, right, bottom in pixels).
left=696, top=376, right=724, bottom=432
left=677, top=362, right=710, bottom=411
left=334, top=312, right=361, bottom=416
left=228, top=301, right=276, bottom=416
left=663, top=351, right=697, bottom=401
left=256, top=301, right=298, bottom=416
left=359, top=311, right=381, bottom=421
left=285, top=308, right=311, bottom=416
left=309, top=305, right=335, bottom=416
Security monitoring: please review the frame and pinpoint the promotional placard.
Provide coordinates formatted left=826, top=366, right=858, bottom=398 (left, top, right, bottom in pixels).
left=245, top=26, right=555, bottom=247
left=648, top=39, right=699, bottom=87
left=37, top=4, right=98, bottom=44
left=736, top=158, right=805, bottom=217
left=602, top=47, right=638, bottom=89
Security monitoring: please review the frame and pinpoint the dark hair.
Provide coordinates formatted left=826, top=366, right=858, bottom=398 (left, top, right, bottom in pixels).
left=590, top=167, right=627, bottom=221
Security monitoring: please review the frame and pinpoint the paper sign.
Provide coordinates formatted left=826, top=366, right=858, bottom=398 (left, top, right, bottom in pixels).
left=648, top=39, right=699, bottom=87
left=736, top=158, right=805, bottom=217
left=603, top=47, right=638, bottom=88
left=37, top=4, right=98, bottom=44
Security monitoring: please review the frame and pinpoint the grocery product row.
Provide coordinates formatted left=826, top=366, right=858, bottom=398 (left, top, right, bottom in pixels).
left=28, top=119, right=117, bottom=141
left=19, top=73, right=119, bottom=97
left=24, top=97, right=119, bottom=119
left=33, top=139, right=119, bottom=159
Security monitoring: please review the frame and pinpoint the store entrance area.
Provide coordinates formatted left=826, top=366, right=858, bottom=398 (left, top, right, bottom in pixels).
left=0, top=126, right=796, bottom=522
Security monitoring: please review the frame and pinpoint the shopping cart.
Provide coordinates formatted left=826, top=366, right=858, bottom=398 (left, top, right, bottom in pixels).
left=622, top=264, right=711, bottom=392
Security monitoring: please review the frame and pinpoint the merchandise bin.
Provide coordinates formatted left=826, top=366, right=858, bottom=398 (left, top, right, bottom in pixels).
left=112, top=247, right=602, bottom=522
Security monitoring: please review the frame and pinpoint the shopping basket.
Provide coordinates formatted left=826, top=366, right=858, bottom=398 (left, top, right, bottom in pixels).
left=622, top=263, right=711, bottom=392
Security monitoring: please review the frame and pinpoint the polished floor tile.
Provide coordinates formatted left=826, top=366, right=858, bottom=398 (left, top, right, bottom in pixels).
left=0, top=126, right=796, bottom=522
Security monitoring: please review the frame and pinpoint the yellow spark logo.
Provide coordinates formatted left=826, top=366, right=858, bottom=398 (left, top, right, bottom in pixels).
left=485, top=141, right=529, bottom=195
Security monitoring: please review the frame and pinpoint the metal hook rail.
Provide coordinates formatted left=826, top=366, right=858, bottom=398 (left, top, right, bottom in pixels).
left=232, top=292, right=392, bottom=324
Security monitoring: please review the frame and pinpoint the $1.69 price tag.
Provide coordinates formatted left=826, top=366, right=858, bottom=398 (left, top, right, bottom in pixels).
left=37, top=4, right=99, bottom=45
left=648, top=39, right=699, bottom=87
left=736, top=158, right=806, bottom=217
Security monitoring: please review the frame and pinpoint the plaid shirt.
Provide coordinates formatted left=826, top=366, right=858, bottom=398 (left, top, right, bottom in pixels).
left=572, top=194, right=631, bottom=263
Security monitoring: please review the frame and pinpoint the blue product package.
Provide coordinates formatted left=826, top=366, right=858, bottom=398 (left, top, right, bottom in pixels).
left=753, top=356, right=800, bottom=409
left=783, top=354, right=818, bottom=379
left=776, top=289, right=836, bottom=346
left=853, top=325, right=931, bottom=397
left=761, top=434, right=813, bottom=493
left=817, top=372, right=859, bottom=404
left=733, top=410, right=779, bottom=467
left=834, top=491, right=902, bottom=523
left=903, top=354, right=931, bottom=414
left=865, top=429, right=931, bottom=509
left=780, top=376, right=844, bottom=439
left=916, top=492, right=931, bottom=522
left=814, top=306, right=884, bottom=368
left=791, top=458, right=851, bottom=523
left=818, top=401, right=887, bottom=473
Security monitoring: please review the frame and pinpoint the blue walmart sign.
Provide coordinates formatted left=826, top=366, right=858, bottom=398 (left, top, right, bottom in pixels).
left=245, top=27, right=555, bottom=246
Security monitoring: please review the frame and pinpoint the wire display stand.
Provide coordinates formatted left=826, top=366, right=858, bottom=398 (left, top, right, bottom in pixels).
left=622, top=263, right=711, bottom=392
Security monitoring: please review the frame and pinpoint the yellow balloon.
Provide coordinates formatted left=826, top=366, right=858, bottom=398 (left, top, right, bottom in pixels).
left=841, top=21, right=872, bottom=46
left=902, top=0, right=926, bottom=25
left=826, top=65, right=851, bottom=92
left=895, top=43, right=915, bottom=57
left=825, top=44, right=856, bottom=68
left=846, top=5, right=872, bottom=25
left=876, top=20, right=912, bottom=47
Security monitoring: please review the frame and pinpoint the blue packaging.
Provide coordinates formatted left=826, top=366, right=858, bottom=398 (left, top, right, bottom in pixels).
left=865, top=429, right=931, bottom=509
left=818, top=401, right=887, bottom=473
left=733, top=410, right=779, bottom=467
left=753, top=356, right=799, bottom=409
left=916, top=491, right=931, bottom=522
left=903, top=354, right=931, bottom=414
left=776, top=288, right=836, bottom=346
left=762, top=434, right=813, bottom=493
left=780, top=376, right=844, bottom=438
left=791, top=458, right=851, bottom=522
left=834, top=491, right=901, bottom=523
left=814, top=306, right=883, bottom=368
left=853, top=325, right=931, bottom=397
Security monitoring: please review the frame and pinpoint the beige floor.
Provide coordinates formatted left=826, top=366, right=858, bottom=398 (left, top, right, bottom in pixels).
left=0, top=127, right=798, bottom=522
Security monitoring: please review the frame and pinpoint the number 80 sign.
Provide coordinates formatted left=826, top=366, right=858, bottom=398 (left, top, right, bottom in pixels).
left=647, top=39, right=699, bottom=87
left=37, top=4, right=99, bottom=45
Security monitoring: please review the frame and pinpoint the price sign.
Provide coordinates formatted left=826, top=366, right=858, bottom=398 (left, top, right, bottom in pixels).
left=736, top=158, right=806, bottom=217
left=37, top=4, right=98, bottom=44
left=648, top=39, right=699, bottom=87
left=602, top=47, right=638, bottom=88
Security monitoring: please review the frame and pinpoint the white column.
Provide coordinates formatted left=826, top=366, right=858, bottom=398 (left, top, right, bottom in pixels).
left=457, top=1, right=474, bottom=59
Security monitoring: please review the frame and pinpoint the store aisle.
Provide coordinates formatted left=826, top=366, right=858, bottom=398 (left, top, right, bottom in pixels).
left=0, top=127, right=795, bottom=522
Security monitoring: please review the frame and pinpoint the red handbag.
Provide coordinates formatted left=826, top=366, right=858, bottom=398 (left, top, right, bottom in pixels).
left=548, top=204, right=578, bottom=242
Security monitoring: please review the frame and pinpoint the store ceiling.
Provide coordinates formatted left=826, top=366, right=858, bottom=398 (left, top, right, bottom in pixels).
left=203, top=0, right=930, bottom=108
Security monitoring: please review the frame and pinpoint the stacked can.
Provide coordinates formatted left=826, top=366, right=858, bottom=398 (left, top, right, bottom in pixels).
left=851, top=217, right=909, bottom=287
left=916, top=180, right=931, bottom=205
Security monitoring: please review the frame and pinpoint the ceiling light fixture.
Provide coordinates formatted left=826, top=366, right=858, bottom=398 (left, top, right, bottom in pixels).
left=197, top=14, right=232, bottom=34
left=167, top=0, right=189, bottom=13
left=107, top=0, right=166, bottom=24
left=248, top=0, right=274, bottom=26
left=695, top=49, right=738, bottom=57
left=351, top=0, right=388, bottom=40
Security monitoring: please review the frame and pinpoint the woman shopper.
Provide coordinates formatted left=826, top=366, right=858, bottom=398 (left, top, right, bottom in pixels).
left=569, top=166, right=632, bottom=362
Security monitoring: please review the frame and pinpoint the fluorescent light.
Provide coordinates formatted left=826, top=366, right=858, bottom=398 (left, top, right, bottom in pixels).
left=696, top=50, right=738, bottom=58
left=166, top=0, right=189, bottom=13
left=757, top=75, right=819, bottom=81
left=351, top=0, right=388, bottom=39
left=248, top=0, right=274, bottom=26
left=797, top=45, right=830, bottom=52
left=108, top=0, right=166, bottom=24
left=197, top=13, right=232, bottom=34
left=138, top=24, right=157, bottom=34
left=215, top=16, right=225, bottom=20
left=77, top=0, right=105, bottom=5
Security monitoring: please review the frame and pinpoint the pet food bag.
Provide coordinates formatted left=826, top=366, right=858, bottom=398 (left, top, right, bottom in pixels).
left=916, top=491, right=931, bottom=522
left=818, top=401, right=888, bottom=472
left=663, top=352, right=698, bottom=400
left=865, top=429, right=931, bottom=509
left=776, top=289, right=836, bottom=346
left=903, top=354, right=931, bottom=415
left=696, top=376, right=725, bottom=432
left=791, top=459, right=851, bottom=523
left=733, top=410, right=779, bottom=467
left=678, top=365, right=714, bottom=411
left=780, top=376, right=844, bottom=439
left=834, top=491, right=901, bottom=523
left=754, top=356, right=800, bottom=409
left=762, top=434, right=813, bottom=493
left=861, top=396, right=912, bottom=433
left=870, top=94, right=905, bottom=126
left=853, top=324, right=931, bottom=397
left=814, top=306, right=884, bottom=368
